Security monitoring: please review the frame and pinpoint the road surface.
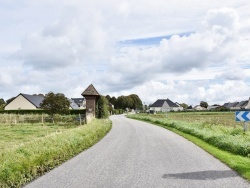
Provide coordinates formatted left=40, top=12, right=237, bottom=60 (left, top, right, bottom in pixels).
left=25, top=115, right=249, bottom=188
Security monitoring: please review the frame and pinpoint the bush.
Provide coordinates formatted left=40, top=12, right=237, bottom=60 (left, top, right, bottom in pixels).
left=96, top=96, right=109, bottom=119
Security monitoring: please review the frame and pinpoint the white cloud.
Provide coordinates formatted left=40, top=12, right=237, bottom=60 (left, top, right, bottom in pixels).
left=0, top=1, right=250, bottom=105
left=105, top=7, right=247, bottom=93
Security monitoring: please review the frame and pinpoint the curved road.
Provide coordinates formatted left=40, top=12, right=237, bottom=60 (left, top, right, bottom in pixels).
left=25, top=115, right=249, bottom=188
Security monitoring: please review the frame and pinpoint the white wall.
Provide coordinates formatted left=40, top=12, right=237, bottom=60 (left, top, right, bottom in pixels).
left=245, top=98, right=250, bottom=109
left=4, top=95, right=37, bottom=110
left=149, top=106, right=182, bottom=112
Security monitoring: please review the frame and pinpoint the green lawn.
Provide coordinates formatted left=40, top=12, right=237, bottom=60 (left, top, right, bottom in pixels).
left=0, top=124, right=75, bottom=152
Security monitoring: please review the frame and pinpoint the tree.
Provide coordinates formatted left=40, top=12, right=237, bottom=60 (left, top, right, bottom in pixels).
left=0, top=98, right=5, bottom=110
left=180, top=103, right=188, bottom=109
left=200, top=101, right=208, bottom=108
left=125, top=96, right=134, bottom=109
left=116, top=96, right=126, bottom=109
left=129, top=94, right=143, bottom=110
left=110, top=96, right=117, bottom=107
left=96, top=96, right=109, bottom=119
left=105, top=95, right=111, bottom=102
left=6, top=97, right=16, bottom=104
left=40, top=92, right=70, bottom=122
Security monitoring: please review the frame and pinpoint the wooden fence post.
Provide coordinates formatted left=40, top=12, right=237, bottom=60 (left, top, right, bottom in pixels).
left=79, top=113, right=82, bottom=126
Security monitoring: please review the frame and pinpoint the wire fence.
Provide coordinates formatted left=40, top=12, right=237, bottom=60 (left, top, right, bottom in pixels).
left=0, top=113, right=86, bottom=125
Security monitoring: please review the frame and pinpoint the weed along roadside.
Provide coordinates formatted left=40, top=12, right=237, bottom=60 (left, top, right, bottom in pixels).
left=0, top=119, right=112, bottom=188
left=127, top=113, right=250, bottom=181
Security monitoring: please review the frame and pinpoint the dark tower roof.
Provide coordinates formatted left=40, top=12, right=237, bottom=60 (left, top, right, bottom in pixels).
left=81, top=84, right=100, bottom=96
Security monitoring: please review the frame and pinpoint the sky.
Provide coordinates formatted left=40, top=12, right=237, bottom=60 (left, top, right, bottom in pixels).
left=1, top=0, right=250, bottom=106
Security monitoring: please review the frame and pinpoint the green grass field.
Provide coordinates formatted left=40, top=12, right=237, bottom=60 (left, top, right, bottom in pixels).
left=0, top=124, right=75, bottom=152
left=166, top=112, right=244, bottom=127
left=0, top=117, right=112, bottom=188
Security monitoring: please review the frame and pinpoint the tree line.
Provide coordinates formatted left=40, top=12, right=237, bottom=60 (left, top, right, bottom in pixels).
left=105, top=94, right=143, bottom=111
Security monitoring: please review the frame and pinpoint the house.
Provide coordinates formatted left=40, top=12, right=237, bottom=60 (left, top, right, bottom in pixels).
left=175, top=102, right=184, bottom=111
left=222, top=102, right=239, bottom=110
left=193, top=105, right=206, bottom=111
left=207, top=105, right=220, bottom=110
left=71, top=98, right=86, bottom=109
left=244, top=97, right=250, bottom=109
left=221, top=98, right=250, bottom=110
left=4, top=93, right=44, bottom=110
left=69, top=99, right=80, bottom=110
left=222, top=103, right=230, bottom=108
left=235, top=100, right=248, bottom=110
left=4, top=93, right=86, bottom=111
left=228, top=102, right=239, bottom=110
left=149, top=99, right=182, bottom=112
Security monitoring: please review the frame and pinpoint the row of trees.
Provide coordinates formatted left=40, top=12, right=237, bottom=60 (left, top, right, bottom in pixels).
left=105, top=94, right=143, bottom=111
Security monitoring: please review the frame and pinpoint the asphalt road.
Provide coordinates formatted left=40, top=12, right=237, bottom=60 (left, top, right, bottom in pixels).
left=25, top=115, right=249, bottom=188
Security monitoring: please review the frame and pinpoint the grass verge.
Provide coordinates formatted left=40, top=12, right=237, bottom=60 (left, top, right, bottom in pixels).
left=0, top=119, right=112, bottom=188
left=128, top=115, right=250, bottom=182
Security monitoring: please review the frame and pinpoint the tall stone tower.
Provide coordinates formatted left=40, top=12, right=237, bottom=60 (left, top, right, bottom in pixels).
left=81, top=84, right=100, bottom=117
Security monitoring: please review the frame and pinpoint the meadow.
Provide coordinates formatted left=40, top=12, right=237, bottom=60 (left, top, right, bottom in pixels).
left=0, top=114, right=112, bottom=188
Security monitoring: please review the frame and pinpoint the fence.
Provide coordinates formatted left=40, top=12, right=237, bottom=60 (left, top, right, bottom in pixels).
left=0, top=113, right=86, bottom=125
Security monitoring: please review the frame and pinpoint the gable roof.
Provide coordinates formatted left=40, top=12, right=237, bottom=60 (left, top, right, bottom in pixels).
left=71, top=98, right=85, bottom=105
left=69, top=99, right=80, bottom=109
left=227, top=102, right=239, bottom=108
left=81, top=84, right=100, bottom=96
left=21, top=93, right=44, bottom=108
left=236, top=100, right=248, bottom=107
left=150, top=99, right=179, bottom=108
left=222, top=103, right=230, bottom=108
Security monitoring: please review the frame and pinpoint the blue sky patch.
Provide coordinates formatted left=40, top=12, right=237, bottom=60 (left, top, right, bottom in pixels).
left=119, top=32, right=194, bottom=46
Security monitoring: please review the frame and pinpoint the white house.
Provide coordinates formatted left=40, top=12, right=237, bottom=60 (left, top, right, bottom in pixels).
left=149, top=99, right=182, bottom=112
left=71, top=98, right=86, bottom=109
left=4, top=93, right=87, bottom=111
left=4, top=93, right=44, bottom=110
left=245, top=97, right=250, bottom=109
left=207, top=105, right=220, bottom=110
left=193, top=105, right=206, bottom=111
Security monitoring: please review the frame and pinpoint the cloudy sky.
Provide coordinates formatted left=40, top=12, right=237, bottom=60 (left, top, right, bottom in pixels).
left=1, top=0, right=250, bottom=106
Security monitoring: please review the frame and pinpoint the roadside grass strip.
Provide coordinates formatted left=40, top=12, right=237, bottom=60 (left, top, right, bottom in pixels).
left=0, top=119, right=112, bottom=188
left=128, top=114, right=250, bottom=181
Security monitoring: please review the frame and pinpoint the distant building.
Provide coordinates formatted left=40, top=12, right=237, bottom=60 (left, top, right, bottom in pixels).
left=207, top=105, right=220, bottom=110
left=71, top=98, right=86, bottom=109
left=81, top=84, right=100, bottom=116
left=4, top=93, right=44, bottom=110
left=149, top=99, right=182, bottom=112
left=4, top=93, right=86, bottom=110
left=235, top=100, right=248, bottom=110
left=193, top=105, right=206, bottom=111
left=222, top=98, right=250, bottom=110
